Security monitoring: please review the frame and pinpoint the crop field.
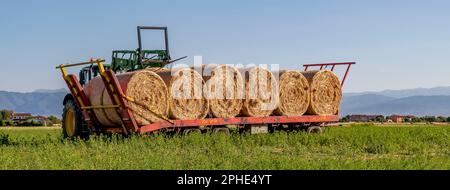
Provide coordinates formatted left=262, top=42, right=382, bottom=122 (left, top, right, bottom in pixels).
left=0, top=124, right=449, bottom=170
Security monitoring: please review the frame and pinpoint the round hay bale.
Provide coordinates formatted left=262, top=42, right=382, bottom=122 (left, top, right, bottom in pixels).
left=240, top=66, right=279, bottom=117
left=84, top=77, right=116, bottom=126
left=146, top=67, right=209, bottom=120
left=201, top=64, right=244, bottom=118
left=273, top=70, right=310, bottom=116
left=301, top=70, right=342, bottom=115
left=84, top=70, right=169, bottom=126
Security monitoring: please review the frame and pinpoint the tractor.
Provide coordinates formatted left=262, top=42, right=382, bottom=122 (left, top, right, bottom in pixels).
left=59, top=26, right=186, bottom=138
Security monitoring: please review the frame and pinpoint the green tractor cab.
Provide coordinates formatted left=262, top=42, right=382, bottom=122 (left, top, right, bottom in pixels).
left=78, top=26, right=186, bottom=86
left=111, top=49, right=169, bottom=72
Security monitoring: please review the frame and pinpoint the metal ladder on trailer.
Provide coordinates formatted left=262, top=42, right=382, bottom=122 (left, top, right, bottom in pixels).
left=57, top=59, right=140, bottom=135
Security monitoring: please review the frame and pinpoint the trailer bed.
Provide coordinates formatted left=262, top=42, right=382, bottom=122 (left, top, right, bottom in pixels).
left=139, top=115, right=339, bottom=133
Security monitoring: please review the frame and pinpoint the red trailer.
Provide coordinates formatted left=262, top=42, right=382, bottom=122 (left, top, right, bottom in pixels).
left=57, top=60, right=355, bottom=138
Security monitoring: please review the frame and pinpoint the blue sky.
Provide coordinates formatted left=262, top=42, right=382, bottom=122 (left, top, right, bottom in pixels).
left=0, top=0, right=449, bottom=92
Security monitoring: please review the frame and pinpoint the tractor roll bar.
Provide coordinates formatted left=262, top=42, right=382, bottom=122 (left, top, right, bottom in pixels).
left=137, top=26, right=170, bottom=69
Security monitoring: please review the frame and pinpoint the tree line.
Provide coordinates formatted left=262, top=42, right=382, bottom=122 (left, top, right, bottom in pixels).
left=340, top=115, right=450, bottom=123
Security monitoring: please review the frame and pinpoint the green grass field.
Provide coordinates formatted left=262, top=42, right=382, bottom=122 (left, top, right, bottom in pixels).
left=0, top=124, right=449, bottom=170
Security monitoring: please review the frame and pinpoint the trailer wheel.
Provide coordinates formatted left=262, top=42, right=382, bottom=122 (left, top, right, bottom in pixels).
left=62, top=99, right=89, bottom=139
left=183, top=128, right=202, bottom=135
left=307, top=126, right=323, bottom=134
left=212, top=127, right=230, bottom=135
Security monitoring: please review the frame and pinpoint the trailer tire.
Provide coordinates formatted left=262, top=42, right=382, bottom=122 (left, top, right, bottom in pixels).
left=212, top=127, right=230, bottom=135
left=62, top=98, right=89, bottom=139
left=307, top=126, right=322, bottom=134
left=183, top=128, right=202, bottom=135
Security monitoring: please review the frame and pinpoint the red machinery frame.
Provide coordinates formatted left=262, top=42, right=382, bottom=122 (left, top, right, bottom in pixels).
left=58, top=60, right=355, bottom=134
left=57, top=59, right=139, bottom=135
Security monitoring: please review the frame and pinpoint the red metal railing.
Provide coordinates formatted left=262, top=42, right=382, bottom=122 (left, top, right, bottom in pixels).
left=303, top=62, right=355, bottom=88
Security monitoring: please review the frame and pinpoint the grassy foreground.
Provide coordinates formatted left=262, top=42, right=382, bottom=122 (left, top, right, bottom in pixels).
left=0, top=125, right=449, bottom=170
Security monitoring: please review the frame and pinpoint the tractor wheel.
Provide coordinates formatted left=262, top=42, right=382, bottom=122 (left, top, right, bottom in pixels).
left=62, top=99, right=89, bottom=139
left=306, top=126, right=323, bottom=134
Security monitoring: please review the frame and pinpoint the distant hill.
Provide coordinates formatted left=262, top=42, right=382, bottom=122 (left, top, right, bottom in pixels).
left=33, top=88, right=67, bottom=93
left=341, top=86, right=450, bottom=116
left=0, top=91, right=66, bottom=117
left=341, top=95, right=450, bottom=116
left=341, top=94, right=396, bottom=111
left=345, top=86, right=450, bottom=98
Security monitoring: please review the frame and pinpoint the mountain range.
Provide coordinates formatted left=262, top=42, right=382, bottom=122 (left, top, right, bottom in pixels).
left=0, top=89, right=67, bottom=116
left=0, top=87, right=449, bottom=117
left=345, top=86, right=450, bottom=98
left=341, top=86, right=450, bottom=116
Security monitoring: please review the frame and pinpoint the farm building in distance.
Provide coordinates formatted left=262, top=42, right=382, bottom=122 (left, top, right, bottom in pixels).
left=388, top=115, right=416, bottom=123
left=29, top=116, right=48, bottom=125
left=345, top=114, right=418, bottom=123
left=11, top=113, right=32, bottom=121
left=348, top=115, right=383, bottom=122
left=9, top=112, right=48, bottom=125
